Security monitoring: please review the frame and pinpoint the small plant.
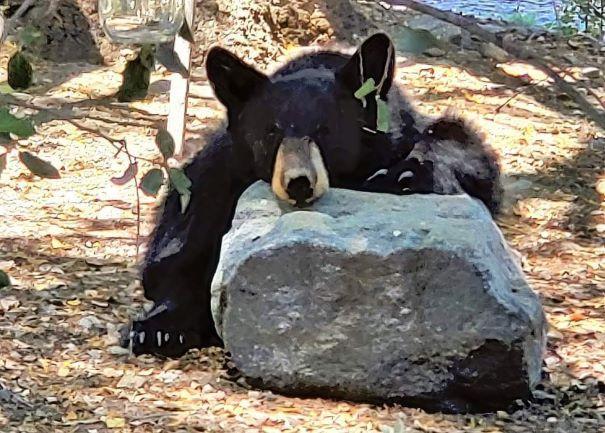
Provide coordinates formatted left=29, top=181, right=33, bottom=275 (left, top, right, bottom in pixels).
left=4, top=25, right=44, bottom=91
left=117, top=45, right=155, bottom=102
left=140, top=129, right=191, bottom=213
left=557, top=0, right=605, bottom=38
left=506, top=12, right=538, bottom=27
left=7, top=51, right=32, bottom=90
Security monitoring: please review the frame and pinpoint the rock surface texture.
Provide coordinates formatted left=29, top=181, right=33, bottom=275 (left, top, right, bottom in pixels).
left=211, top=182, right=547, bottom=413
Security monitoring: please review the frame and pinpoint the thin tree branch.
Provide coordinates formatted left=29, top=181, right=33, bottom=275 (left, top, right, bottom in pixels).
left=65, top=119, right=156, bottom=163
left=1, top=0, right=36, bottom=42
left=7, top=0, right=36, bottom=21
left=43, top=0, right=60, bottom=20
left=387, top=0, right=605, bottom=131
left=67, top=119, right=145, bottom=255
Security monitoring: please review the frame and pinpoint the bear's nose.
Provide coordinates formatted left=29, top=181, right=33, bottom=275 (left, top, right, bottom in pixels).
left=286, top=176, right=314, bottom=207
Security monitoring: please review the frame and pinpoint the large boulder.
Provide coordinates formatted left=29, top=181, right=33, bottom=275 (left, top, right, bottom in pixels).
left=211, top=182, right=547, bottom=413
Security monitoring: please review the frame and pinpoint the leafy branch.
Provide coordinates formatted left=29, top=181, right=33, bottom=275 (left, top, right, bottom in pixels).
left=0, top=107, right=191, bottom=256
left=62, top=121, right=192, bottom=253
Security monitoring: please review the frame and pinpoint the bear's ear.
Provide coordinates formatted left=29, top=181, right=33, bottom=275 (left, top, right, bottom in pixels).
left=337, top=33, right=395, bottom=99
left=206, top=47, right=269, bottom=113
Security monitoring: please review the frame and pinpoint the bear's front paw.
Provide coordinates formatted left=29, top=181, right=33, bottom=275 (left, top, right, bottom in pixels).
left=120, top=321, right=199, bottom=357
left=119, top=302, right=223, bottom=357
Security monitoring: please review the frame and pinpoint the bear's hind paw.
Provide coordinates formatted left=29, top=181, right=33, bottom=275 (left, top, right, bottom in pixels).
left=120, top=321, right=219, bottom=357
left=119, top=302, right=223, bottom=357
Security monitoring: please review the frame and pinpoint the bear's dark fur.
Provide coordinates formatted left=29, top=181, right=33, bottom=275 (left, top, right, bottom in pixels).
left=122, top=34, right=502, bottom=357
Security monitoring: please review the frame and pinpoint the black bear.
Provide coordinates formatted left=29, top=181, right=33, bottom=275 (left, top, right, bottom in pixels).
left=122, top=34, right=502, bottom=357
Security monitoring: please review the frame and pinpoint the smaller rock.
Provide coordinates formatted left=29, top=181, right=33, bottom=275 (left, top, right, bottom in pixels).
left=311, top=17, right=331, bottom=33
left=563, top=54, right=579, bottom=65
left=479, top=42, right=509, bottom=62
left=78, top=316, right=104, bottom=330
left=478, top=22, right=508, bottom=34
left=423, top=47, right=445, bottom=57
left=0, top=296, right=19, bottom=312
left=107, top=346, right=130, bottom=355
left=581, top=67, right=601, bottom=80
left=596, top=178, right=605, bottom=195
left=406, top=14, right=461, bottom=42
left=116, top=373, right=147, bottom=389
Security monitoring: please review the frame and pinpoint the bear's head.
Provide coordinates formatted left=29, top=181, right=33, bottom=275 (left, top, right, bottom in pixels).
left=206, top=33, right=396, bottom=207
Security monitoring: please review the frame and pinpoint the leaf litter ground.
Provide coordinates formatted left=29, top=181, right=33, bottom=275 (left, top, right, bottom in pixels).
left=0, top=33, right=604, bottom=433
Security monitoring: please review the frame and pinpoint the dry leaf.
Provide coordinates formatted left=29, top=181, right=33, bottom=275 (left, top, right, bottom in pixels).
left=105, top=416, right=126, bottom=428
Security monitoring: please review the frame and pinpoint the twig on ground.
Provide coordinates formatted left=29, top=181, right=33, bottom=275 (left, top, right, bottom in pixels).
left=495, top=78, right=549, bottom=113
left=66, top=119, right=154, bottom=256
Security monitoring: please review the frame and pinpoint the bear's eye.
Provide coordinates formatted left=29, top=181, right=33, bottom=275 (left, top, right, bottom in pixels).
left=265, top=123, right=283, bottom=145
left=267, top=123, right=282, bottom=136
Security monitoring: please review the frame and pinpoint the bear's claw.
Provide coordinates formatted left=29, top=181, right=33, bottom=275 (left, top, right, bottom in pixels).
left=120, top=324, right=198, bottom=357
left=119, top=301, right=223, bottom=357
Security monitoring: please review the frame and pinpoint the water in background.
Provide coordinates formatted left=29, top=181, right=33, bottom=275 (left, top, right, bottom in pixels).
left=418, top=0, right=562, bottom=27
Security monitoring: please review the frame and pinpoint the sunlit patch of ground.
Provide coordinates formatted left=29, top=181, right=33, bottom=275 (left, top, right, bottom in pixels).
left=0, top=43, right=603, bottom=432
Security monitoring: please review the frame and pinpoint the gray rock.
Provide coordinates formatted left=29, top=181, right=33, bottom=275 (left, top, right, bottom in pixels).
left=479, top=42, right=509, bottom=62
left=211, top=182, right=547, bottom=413
left=406, top=14, right=461, bottom=42
left=423, top=47, right=446, bottom=57
left=581, top=67, right=601, bottom=80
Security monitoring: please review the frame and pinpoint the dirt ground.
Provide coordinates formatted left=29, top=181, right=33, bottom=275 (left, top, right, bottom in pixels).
left=0, top=4, right=604, bottom=433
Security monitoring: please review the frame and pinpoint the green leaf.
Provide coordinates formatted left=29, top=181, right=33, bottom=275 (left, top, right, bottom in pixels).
left=0, top=270, right=10, bottom=288
left=168, top=168, right=192, bottom=213
left=179, top=190, right=191, bottom=214
left=0, top=108, right=35, bottom=137
left=140, top=168, right=164, bottom=196
left=111, top=162, right=138, bottom=186
left=354, top=78, right=377, bottom=100
left=155, top=129, right=175, bottom=159
left=168, top=168, right=192, bottom=194
left=18, top=25, right=43, bottom=47
left=19, top=151, right=60, bottom=179
left=376, top=98, right=390, bottom=133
